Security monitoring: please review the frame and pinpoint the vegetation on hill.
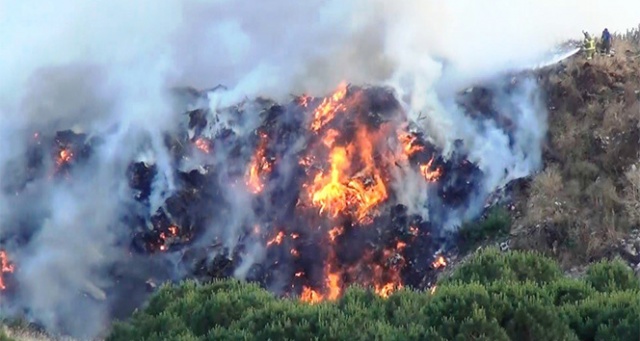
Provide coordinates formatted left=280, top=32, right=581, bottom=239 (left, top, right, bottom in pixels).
left=107, top=249, right=640, bottom=341
left=512, top=35, right=640, bottom=265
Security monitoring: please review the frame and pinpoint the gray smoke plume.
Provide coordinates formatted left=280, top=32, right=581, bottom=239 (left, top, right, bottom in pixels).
left=1, top=0, right=639, bottom=339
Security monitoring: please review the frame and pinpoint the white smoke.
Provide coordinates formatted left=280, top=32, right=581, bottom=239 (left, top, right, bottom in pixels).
left=1, top=0, right=639, bottom=338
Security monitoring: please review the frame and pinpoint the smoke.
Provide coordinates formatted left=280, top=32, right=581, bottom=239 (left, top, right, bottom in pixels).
left=1, top=0, right=639, bottom=338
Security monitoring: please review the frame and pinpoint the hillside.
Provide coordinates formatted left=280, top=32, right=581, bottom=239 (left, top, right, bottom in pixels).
left=509, top=35, right=640, bottom=269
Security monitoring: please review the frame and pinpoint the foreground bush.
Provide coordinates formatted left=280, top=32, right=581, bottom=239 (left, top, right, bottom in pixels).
left=108, top=249, right=640, bottom=341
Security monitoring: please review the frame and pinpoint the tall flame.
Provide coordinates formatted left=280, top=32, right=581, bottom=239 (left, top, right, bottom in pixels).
left=307, top=128, right=388, bottom=223
left=246, top=131, right=272, bottom=194
left=310, top=82, right=348, bottom=132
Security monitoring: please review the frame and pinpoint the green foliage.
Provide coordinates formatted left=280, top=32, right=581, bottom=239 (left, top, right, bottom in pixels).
left=0, top=328, right=15, bottom=341
left=444, top=247, right=562, bottom=285
left=458, top=207, right=511, bottom=251
left=108, top=250, right=640, bottom=341
left=585, top=258, right=640, bottom=292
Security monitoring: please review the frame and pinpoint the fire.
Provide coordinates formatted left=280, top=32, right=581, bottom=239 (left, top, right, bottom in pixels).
left=267, top=231, right=285, bottom=247
left=310, top=83, right=348, bottom=132
left=307, top=130, right=388, bottom=222
left=420, top=158, right=442, bottom=182
left=398, top=132, right=424, bottom=159
left=194, top=137, right=211, bottom=154
left=158, top=226, right=180, bottom=251
left=0, top=251, right=15, bottom=290
left=298, top=94, right=312, bottom=108
left=290, top=249, right=300, bottom=257
left=432, top=255, right=447, bottom=269
left=396, top=241, right=407, bottom=250
left=375, top=282, right=401, bottom=298
left=246, top=131, right=271, bottom=194
left=56, top=148, right=73, bottom=166
left=328, top=226, right=344, bottom=242
left=300, top=286, right=324, bottom=304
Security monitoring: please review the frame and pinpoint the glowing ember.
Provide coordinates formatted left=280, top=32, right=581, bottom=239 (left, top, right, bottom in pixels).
left=194, top=138, right=211, bottom=154
left=328, top=226, right=344, bottom=243
left=56, top=148, right=73, bottom=166
left=432, top=255, right=447, bottom=269
left=246, top=131, right=272, bottom=194
left=158, top=226, right=180, bottom=252
left=266, top=231, right=285, bottom=247
left=0, top=251, right=15, bottom=290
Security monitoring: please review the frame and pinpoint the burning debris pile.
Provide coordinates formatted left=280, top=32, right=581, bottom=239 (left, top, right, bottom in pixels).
left=134, top=83, right=481, bottom=301
left=0, top=74, right=542, bottom=336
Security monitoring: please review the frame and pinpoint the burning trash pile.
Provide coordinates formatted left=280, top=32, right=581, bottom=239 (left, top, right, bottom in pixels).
left=130, top=83, right=482, bottom=301
left=0, top=72, right=543, bottom=336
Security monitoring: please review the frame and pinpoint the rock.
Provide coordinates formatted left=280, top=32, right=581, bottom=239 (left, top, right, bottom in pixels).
left=499, top=241, right=510, bottom=252
left=146, top=279, right=157, bottom=292
left=623, top=244, right=638, bottom=257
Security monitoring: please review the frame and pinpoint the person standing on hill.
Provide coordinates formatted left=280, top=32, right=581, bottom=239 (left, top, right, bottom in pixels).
left=582, top=31, right=596, bottom=60
left=601, top=28, right=612, bottom=55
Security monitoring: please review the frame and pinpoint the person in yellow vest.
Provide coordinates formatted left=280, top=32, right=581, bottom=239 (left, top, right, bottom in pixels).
left=582, top=31, right=596, bottom=60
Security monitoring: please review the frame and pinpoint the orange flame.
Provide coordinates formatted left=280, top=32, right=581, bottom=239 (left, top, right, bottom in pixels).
left=375, top=282, right=402, bottom=298
left=298, top=95, right=312, bottom=108
left=0, top=251, right=15, bottom=290
left=307, top=130, right=388, bottom=223
left=310, top=83, right=348, bottom=132
left=57, top=148, right=73, bottom=167
left=420, top=158, right=442, bottom=182
left=398, top=132, right=424, bottom=160
left=300, top=286, right=324, bottom=304
left=328, top=226, right=344, bottom=243
left=246, top=131, right=271, bottom=194
left=267, top=231, right=285, bottom=247
left=432, top=255, right=447, bottom=269
left=159, top=226, right=180, bottom=252
left=194, top=138, right=211, bottom=154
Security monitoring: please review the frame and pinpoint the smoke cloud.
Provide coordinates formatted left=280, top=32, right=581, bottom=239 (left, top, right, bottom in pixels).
left=1, top=0, right=639, bottom=339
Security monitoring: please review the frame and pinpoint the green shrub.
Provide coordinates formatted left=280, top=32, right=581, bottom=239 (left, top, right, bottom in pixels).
left=107, top=250, right=639, bottom=341
left=458, top=207, right=511, bottom=251
left=444, top=248, right=561, bottom=285
left=563, top=290, right=640, bottom=341
left=0, top=328, right=15, bottom=341
left=585, top=258, right=640, bottom=292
